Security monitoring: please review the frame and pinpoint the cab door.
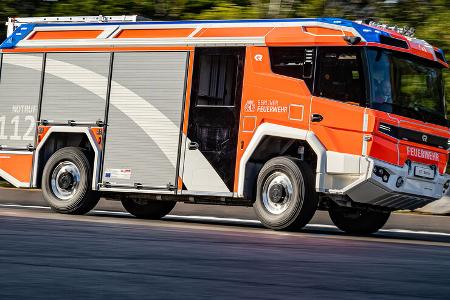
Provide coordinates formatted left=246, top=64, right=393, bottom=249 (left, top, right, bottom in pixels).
left=310, top=47, right=367, bottom=157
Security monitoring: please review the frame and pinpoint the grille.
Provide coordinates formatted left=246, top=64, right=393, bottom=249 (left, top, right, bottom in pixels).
left=369, top=192, right=435, bottom=210
left=379, top=122, right=448, bottom=149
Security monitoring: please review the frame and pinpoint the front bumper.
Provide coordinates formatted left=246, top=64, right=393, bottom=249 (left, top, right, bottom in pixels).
left=319, top=152, right=450, bottom=210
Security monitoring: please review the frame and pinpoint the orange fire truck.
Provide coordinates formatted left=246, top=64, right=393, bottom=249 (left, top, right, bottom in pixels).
left=0, top=15, right=448, bottom=234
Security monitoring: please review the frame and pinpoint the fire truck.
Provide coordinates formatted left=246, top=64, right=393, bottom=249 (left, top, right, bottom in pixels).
left=0, top=16, right=448, bottom=234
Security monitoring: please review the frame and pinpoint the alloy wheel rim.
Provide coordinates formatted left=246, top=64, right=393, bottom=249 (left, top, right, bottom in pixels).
left=50, top=161, right=81, bottom=200
left=262, top=171, right=293, bottom=215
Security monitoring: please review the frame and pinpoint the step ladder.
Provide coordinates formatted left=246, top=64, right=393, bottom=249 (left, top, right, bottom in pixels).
left=6, top=15, right=149, bottom=37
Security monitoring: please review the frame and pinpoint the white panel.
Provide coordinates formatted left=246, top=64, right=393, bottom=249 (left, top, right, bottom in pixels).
left=326, top=151, right=361, bottom=174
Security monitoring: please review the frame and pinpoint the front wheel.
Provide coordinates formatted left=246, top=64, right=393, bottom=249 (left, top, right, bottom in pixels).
left=121, top=199, right=176, bottom=219
left=328, top=206, right=390, bottom=235
left=42, top=147, right=100, bottom=214
left=253, top=156, right=318, bottom=231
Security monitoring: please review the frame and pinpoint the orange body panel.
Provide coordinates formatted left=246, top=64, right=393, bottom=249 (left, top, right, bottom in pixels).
left=182, top=51, right=195, bottom=136
left=194, top=27, right=273, bottom=38
left=399, top=142, right=447, bottom=173
left=366, top=110, right=450, bottom=174
left=37, top=126, right=51, bottom=144
left=234, top=46, right=312, bottom=191
left=179, top=51, right=195, bottom=191
left=178, top=176, right=183, bottom=188
left=365, top=110, right=399, bottom=165
left=394, top=115, right=449, bottom=174
left=115, top=28, right=195, bottom=38
left=365, top=42, right=436, bottom=64
left=310, top=97, right=365, bottom=155
left=368, top=135, right=399, bottom=165
left=28, top=30, right=102, bottom=40
left=265, top=27, right=351, bottom=46
left=90, top=127, right=104, bottom=146
left=303, top=26, right=344, bottom=35
left=0, top=153, right=32, bottom=184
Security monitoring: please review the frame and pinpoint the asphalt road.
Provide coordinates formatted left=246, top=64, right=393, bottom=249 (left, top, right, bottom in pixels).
left=1, top=188, right=450, bottom=233
left=0, top=189, right=450, bottom=299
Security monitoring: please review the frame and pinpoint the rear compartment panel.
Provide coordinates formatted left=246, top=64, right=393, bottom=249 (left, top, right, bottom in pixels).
left=0, top=53, right=42, bottom=149
left=101, top=51, right=188, bottom=190
left=40, top=52, right=110, bottom=124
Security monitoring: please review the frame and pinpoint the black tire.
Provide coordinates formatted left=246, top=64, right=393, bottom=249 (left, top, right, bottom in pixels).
left=121, top=199, right=176, bottom=219
left=328, top=206, right=391, bottom=235
left=42, top=147, right=100, bottom=215
left=253, top=156, right=318, bottom=230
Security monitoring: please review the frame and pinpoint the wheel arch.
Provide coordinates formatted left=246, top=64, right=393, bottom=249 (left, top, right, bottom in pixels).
left=32, top=127, right=101, bottom=190
left=238, top=123, right=326, bottom=200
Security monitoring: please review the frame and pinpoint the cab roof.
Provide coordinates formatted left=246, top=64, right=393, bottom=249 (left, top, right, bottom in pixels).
left=1, top=17, right=447, bottom=67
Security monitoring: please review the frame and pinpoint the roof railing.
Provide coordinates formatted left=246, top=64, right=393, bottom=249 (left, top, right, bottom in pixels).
left=356, top=18, right=416, bottom=38
left=6, top=15, right=148, bottom=37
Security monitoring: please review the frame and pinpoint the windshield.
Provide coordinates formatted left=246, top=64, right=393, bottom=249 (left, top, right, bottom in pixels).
left=366, top=48, right=447, bottom=126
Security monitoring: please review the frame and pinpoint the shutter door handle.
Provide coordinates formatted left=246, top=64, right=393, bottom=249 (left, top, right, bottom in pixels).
left=188, top=142, right=200, bottom=150
left=311, top=113, right=324, bottom=123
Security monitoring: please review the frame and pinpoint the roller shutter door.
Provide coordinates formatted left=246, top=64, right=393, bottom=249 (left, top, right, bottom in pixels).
left=0, top=53, right=43, bottom=149
left=101, top=51, right=188, bottom=190
left=40, top=52, right=110, bottom=124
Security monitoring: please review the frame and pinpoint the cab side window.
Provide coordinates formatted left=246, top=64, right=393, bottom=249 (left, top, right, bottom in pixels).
left=314, top=48, right=366, bottom=105
left=269, top=47, right=315, bottom=92
left=197, top=54, right=238, bottom=106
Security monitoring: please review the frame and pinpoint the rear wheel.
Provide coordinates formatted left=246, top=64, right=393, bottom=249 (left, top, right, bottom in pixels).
left=328, top=206, right=390, bottom=235
left=253, top=156, right=318, bottom=231
left=42, top=147, right=100, bottom=214
left=121, top=199, right=176, bottom=219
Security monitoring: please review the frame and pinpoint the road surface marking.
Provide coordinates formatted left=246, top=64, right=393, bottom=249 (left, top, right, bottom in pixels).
left=1, top=203, right=450, bottom=237
left=0, top=204, right=50, bottom=210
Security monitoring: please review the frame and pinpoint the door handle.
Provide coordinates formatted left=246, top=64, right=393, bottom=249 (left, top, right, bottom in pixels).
left=188, top=142, right=200, bottom=150
left=311, top=113, right=324, bottom=123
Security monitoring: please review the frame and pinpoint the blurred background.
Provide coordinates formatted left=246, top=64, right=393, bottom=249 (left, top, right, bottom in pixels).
left=0, top=1, right=449, bottom=112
